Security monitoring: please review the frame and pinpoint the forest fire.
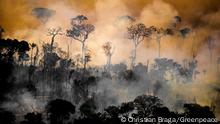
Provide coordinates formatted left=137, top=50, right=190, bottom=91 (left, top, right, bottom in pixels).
left=0, top=0, right=220, bottom=124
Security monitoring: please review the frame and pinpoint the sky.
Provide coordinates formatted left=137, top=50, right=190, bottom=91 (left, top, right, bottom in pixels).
left=0, top=0, right=220, bottom=67
left=0, top=0, right=220, bottom=118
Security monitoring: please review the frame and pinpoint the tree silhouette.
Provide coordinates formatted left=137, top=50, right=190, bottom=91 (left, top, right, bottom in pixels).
left=0, top=108, right=15, bottom=124
left=47, top=27, right=62, bottom=53
left=0, top=39, right=27, bottom=101
left=133, top=95, right=163, bottom=117
left=0, top=39, right=30, bottom=64
left=180, top=28, right=191, bottom=38
left=29, top=43, right=37, bottom=81
left=33, top=45, right=39, bottom=66
left=115, top=15, right=135, bottom=28
left=112, top=63, right=127, bottom=79
left=183, top=103, right=216, bottom=118
left=20, top=112, right=45, bottom=124
left=45, top=99, right=75, bottom=124
left=83, top=49, right=92, bottom=71
left=103, top=106, right=121, bottom=124
left=172, top=16, right=182, bottom=28
left=17, top=40, right=30, bottom=65
left=205, top=36, right=215, bottom=63
left=0, top=26, right=4, bottom=39
left=171, top=16, right=191, bottom=38
left=127, top=23, right=151, bottom=68
left=149, top=26, right=166, bottom=58
left=30, top=43, right=37, bottom=65
left=66, top=15, right=95, bottom=68
left=119, top=102, right=134, bottom=115
left=74, top=53, right=81, bottom=69
left=102, top=42, right=114, bottom=72
left=42, top=43, right=60, bottom=69
left=80, top=98, right=97, bottom=118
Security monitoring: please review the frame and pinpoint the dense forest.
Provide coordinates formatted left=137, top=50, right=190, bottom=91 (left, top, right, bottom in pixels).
left=0, top=0, right=220, bottom=124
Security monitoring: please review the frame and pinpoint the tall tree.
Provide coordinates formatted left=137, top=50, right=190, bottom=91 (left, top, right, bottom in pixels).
left=66, top=15, right=95, bottom=67
left=30, top=43, right=37, bottom=65
left=45, top=99, right=75, bottom=124
left=206, top=36, right=215, bottom=63
left=47, top=27, right=62, bottom=53
left=0, top=26, right=4, bottom=39
left=84, top=50, right=92, bottom=71
left=74, top=54, right=81, bottom=69
left=127, top=23, right=151, bottom=68
left=102, top=41, right=114, bottom=71
left=149, top=26, right=166, bottom=58
left=33, top=45, right=39, bottom=66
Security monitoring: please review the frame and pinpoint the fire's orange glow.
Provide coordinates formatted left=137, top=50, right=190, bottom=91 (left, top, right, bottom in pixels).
left=1, top=0, right=220, bottom=118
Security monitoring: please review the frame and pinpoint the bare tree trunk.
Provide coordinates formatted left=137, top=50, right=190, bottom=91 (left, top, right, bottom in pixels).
left=131, top=44, right=137, bottom=69
left=159, top=41, right=161, bottom=58
left=106, top=55, right=111, bottom=71
left=157, top=37, right=161, bottom=58
left=82, top=42, right=85, bottom=66
left=50, top=35, right=55, bottom=53
left=146, top=60, right=149, bottom=73
left=31, top=48, right=33, bottom=65
left=109, top=55, right=112, bottom=70
left=106, top=57, right=109, bottom=68
left=84, top=61, right=86, bottom=72
left=67, top=44, right=70, bottom=58
left=134, top=45, right=137, bottom=65
left=33, top=46, right=39, bottom=66
left=81, top=42, right=87, bottom=73
left=106, top=56, right=109, bottom=71
left=68, top=38, right=72, bottom=58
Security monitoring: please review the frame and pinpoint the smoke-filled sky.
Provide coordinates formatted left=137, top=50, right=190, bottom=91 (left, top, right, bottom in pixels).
left=1, top=0, right=220, bottom=118
left=0, top=0, right=220, bottom=67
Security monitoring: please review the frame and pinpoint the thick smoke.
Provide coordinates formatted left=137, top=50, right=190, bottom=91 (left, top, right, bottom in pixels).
left=0, top=0, right=220, bottom=120
left=32, top=7, right=55, bottom=23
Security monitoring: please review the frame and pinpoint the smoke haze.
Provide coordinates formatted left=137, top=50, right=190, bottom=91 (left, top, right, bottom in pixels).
left=0, top=0, right=220, bottom=120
